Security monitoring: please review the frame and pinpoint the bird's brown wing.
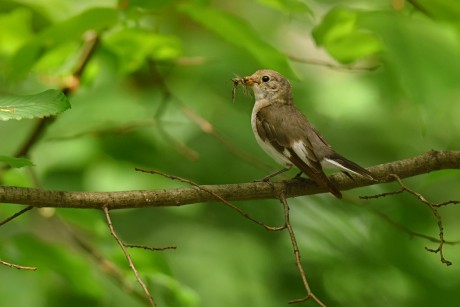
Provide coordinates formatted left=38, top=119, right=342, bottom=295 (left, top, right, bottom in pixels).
left=311, top=127, right=374, bottom=180
left=256, top=105, right=342, bottom=198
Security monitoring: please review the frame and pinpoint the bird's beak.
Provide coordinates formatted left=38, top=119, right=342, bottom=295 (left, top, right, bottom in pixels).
left=243, top=76, right=256, bottom=86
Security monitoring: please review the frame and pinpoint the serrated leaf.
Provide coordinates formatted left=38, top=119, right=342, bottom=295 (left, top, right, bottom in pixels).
left=179, top=3, right=294, bottom=77
left=0, top=156, right=34, bottom=168
left=0, top=89, right=70, bottom=121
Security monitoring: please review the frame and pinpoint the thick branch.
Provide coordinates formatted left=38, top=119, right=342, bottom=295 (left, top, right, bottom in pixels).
left=0, top=150, right=458, bottom=210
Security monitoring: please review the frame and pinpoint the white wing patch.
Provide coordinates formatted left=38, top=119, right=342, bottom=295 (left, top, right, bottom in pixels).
left=322, top=158, right=360, bottom=175
left=292, top=141, right=313, bottom=167
left=283, top=148, right=291, bottom=158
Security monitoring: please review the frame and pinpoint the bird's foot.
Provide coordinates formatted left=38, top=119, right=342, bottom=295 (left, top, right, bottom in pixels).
left=254, top=176, right=272, bottom=183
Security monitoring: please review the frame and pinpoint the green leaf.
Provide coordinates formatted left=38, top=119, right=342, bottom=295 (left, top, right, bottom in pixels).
left=359, top=11, right=460, bottom=105
left=415, top=0, right=460, bottom=23
left=9, top=8, right=118, bottom=79
left=104, top=28, right=182, bottom=74
left=0, top=8, right=34, bottom=56
left=257, top=0, right=312, bottom=14
left=118, top=0, right=172, bottom=10
left=0, top=156, right=34, bottom=168
left=0, top=89, right=70, bottom=121
left=179, top=3, right=294, bottom=77
left=312, top=7, right=382, bottom=63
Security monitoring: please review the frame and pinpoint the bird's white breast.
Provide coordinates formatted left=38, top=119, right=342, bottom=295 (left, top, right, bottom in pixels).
left=251, top=101, right=292, bottom=167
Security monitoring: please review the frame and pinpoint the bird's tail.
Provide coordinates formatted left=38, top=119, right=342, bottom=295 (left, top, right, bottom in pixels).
left=323, top=153, right=374, bottom=180
left=324, top=179, right=343, bottom=199
left=294, top=162, right=343, bottom=198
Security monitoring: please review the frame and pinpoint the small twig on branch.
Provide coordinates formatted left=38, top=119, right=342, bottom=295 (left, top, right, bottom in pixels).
left=361, top=174, right=454, bottom=266
left=359, top=189, right=404, bottom=199
left=58, top=219, right=150, bottom=303
left=354, top=201, right=460, bottom=245
left=149, top=62, right=271, bottom=170
left=135, top=168, right=285, bottom=231
left=0, top=206, right=33, bottom=226
left=1, top=150, right=458, bottom=209
left=434, top=200, right=460, bottom=208
left=390, top=175, right=452, bottom=266
left=125, top=244, right=177, bottom=251
left=66, top=31, right=100, bottom=91
left=147, top=62, right=200, bottom=160
left=103, top=206, right=156, bottom=306
left=0, top=206, right=37, bottom=270
left=278, top=193, right=325, bottom=306
left=0, top=259, right=37, bottom=271
left=407, top=0, right=433, bottom=17
left=46, top=120, right=158, bottom=141
left=287, top=54, right=380, bottom=72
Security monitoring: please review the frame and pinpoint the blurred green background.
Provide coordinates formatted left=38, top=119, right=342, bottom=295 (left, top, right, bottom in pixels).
left=1, top=0, right=459, bottom=306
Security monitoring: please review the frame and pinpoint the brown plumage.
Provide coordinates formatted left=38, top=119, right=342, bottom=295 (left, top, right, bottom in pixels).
left=242, top=69, right=374, bottom=198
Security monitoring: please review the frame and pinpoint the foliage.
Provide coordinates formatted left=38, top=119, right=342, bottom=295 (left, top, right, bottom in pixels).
left=0, top=156, right=34, bottom=168
left=0, top=0, right=459, bottom=306
left=0, top=90, right=70, bottom=121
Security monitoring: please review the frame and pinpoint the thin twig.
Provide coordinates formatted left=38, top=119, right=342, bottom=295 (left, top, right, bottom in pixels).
left=148, top=61, right=271, bottom=170
left=287, top=54, right=380, bottom=72
left=46, top=120, right=158, bottom=141
left=148, top=62, right=199, bottom=160
left=355, top=201, right=459, bottom=245
left=72, top=32, right=99, bottom=81
left=12, top=31, right=100, bottom=161
left=434, top=200, right=460, bottom=208
left=278, top=192, right=325, bottom=306
left=390, top=175, right=451, bottom=265
left=156, top=124, right=199, bottom=160
left=103, top=206, right=156, bottom=306
left=60, top=220, right=150, bottom=303
left=362, top=174, right=453, bottom=266
left=407, top=0, right=433, bottom=17
left=0, top=259, right=37, bottom=271
left=359, top=188, right=404, bottom=199
left=14, top=119, right=50, bottom=159
left=182, top=103, right=273, bottom=169
left=135, top=168, right=285, bottom=231
left=137, top=167, right=327, bottom=304
left=125, top=244, right=177, bottom=251
left=0, top=151, right=459, bottom=209
left=0, top=206, right=33, bottom=226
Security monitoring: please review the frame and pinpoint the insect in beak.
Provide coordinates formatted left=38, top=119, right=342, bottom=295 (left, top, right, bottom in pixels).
left=231, top=75, right=249, bottom=102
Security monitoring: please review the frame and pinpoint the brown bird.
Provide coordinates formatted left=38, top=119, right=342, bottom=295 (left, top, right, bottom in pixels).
left=239, top=69, right=374, bottom=198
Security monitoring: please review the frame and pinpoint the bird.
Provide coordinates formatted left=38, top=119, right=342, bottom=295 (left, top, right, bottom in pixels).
left=239, top=69, right=374, bottom=198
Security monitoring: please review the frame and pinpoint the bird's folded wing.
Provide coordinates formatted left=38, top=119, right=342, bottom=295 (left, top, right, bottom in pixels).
left=256, top=105, right=342, bottom=198
left=311, top=127, right=374, bottom=180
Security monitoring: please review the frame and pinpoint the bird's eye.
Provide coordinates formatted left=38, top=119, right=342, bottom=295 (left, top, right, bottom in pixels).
left=262, top=76, right=270, bottom=82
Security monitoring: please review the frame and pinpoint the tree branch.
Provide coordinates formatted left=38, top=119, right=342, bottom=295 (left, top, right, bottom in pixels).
left=0, top=150, right=458, bottom=209
left=0, top=259, right=37, bottom=271
left=103, top=206, right=156, bottom=306
left=279, top=193, right=325, bottom=306
left=12, top=31, right=100, bottom=160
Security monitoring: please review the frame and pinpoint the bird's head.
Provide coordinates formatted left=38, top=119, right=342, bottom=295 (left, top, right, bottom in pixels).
left=243, top=69, right=292, bottom=103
